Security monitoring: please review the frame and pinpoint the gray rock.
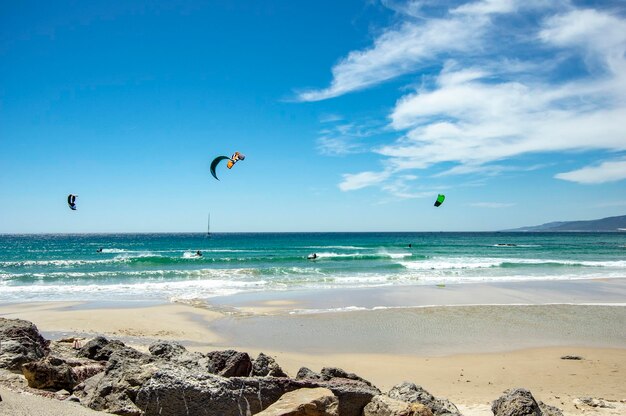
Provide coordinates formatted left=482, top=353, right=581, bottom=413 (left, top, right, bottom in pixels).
left=135, top=365, right=379, bottom=416
left=206, top=349, right=252, bottom=377
left=492, top=388, right=542, bottom=416
left=77, top=350, right=157, bottom=415
left=254, top=387, right=338, bottom=416
left=578, top=397, right=615, bottom=409
left=0, top=318, right=49, bottom=371
left=148, top=340, right=187, bottom=359
left=538, top=401, right=564, bottom=416
left=77, top=336, right=129, bottom=361
left=321, top=367, right=373, bottom=386
left=296, top=367, right=323, bottom=381
left=149, top=340, right=213, bottom=372
left=252, top=352, right=288, bottom=377
left=364, top=394, right=434, bottom=416
left=388, top=382, right=461, bottom=416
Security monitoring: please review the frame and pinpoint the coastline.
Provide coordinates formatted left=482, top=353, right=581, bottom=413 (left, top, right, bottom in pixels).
left=1, top=278, right=625, bottom=415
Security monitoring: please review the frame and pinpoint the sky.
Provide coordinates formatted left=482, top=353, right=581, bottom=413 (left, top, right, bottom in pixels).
left=1, top=0, right=625, bottom=233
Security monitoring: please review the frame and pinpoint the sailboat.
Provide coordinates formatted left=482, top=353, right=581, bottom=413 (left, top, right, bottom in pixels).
left=207, top=213, right=211, bottom=238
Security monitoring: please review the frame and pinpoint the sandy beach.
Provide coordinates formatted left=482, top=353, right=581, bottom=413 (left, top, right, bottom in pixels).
left=1, top=279, right=625, bottom=415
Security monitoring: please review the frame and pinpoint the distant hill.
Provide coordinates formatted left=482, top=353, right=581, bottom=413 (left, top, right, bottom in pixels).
left=506, top=215, right=626, bottom=232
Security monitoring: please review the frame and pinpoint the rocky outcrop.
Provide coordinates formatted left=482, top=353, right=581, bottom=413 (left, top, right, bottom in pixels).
left=148, top=341, right=213, bottom=372
left=75, top=350, right=157, bottom=415
left=254, top=387, right=338, bottom=416
left=296, top=367, right=324, bottom=381
left=22, top=356, right=77, bottom=390
left=538, top=401, right=564, bottom=416
left=492, top=388, right=542, bottom=416
left=0, top=318, right=49, bottom=371
left=21, top=355, right=106, bottom=391
left=252, top=352, right=288, bottom=377
left=206, top=349, right=253, bottom=377
left=387, top=382, right=460, bottom=416
left=78, top=336, right=141, bottom=362
left=364, top=394, right=434, bottom=416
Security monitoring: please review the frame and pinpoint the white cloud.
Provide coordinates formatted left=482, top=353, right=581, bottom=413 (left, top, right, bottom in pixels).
left=338, top=170, right=392, bottom=191
left=297, top=12, right=490, bottom=101
left=555, top=158, right=626, bottom=184
left=303, top=1, right=626, bottom=195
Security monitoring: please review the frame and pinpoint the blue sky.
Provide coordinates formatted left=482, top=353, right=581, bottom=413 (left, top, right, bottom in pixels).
left=1, top=0, right=625, bottom=233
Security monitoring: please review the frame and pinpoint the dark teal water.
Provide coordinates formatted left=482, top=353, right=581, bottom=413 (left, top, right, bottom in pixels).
left=1, top=233, right=624, bottom=302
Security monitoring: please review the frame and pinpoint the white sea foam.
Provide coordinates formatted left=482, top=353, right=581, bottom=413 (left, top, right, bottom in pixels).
left=399, top=257, right=626, bottom=270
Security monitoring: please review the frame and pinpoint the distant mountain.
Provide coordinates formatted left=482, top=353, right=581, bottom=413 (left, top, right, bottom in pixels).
left=506, top=215, right=626, bottom=232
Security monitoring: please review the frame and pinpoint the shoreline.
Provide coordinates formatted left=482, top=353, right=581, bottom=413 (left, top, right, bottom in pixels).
left=1, top=279, right=625, bottom=415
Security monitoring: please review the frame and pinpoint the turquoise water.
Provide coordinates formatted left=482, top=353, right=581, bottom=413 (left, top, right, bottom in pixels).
left=0, top=233, right=625, bottom=302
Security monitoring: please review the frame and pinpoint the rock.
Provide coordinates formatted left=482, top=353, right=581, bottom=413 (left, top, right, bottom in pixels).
left=56, top=389, right=71, bottom=398
left=296, top=367, right=323, bottom=381
left=148, top=340, right=187, bottom=359
left=22, top=356, right=77, bottom=390
left=0, top=318, right=49, bottom=371
left=252, top=352, right=288, bottom=377
left=136, top=364, right=379, bottom=416
left=364, top=394, right=434, bottom=416
left=577, top=397, right=615, bottom=409
left=492, top=388, right=542, bottom=416
left=322, top=376, right=380, bottom=416
left=77, top=336, right=129, bottom=361
left=149, top=340, right=213, bottom=372
left=254, top=387, right=338, bottom=416
left=77, top=350, right=157, bottom=415
left=388, top=382, right=461, bottom=416
left=560, top=355, right=583, bottom=360
left=206, top=349, right=253, bottom=377
left=320, top=367, right=373, bottom=386
left=538, top=401, right=564, bottom=416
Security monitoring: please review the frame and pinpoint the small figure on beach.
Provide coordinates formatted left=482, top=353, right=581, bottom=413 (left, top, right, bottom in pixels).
left=307, top=253, right=317, bottom=260
left=72, top=339, right=82, bottom=349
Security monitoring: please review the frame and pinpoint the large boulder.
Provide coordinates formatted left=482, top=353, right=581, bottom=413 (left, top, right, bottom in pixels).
left=364, top=394, right=434, bottom=416
left=296, top=367, right=324, bottom=381
left=135, top=366, right=379, bottom=416
left=21, top=356, right=77, bottom=390
left=254, top=387, right=338, bottom=416
left=387, top=382, right=460, bottom=416
left=320, top=367, right=373, bottom=386
left=149, top=341, right=213, bottom=372
left=78, top=336, right=140, bottom=362
left=492, top=388, right=542, bottom=416
left=206, top=349, right=253, bottom=377
left=75, top=350, right=158, bottom=415
left=0, top=318, right=49, bottom=371
left=252, top=352, right=288, bottom=378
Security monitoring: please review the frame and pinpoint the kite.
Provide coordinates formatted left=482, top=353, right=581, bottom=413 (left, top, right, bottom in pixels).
left=434, top=194, right=445, bottom=207
left=67, top=194, right=77, bottom=210
left=210, top=152, right=245, bottom=180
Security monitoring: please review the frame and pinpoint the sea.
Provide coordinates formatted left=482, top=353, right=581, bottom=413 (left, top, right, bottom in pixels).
left=0, top=233, right=625, bottom=303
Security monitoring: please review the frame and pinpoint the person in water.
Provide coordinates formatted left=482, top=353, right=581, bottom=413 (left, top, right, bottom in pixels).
left=196, top=250, right=203, bottom=257
left=96, top=248, right=103, bottom=253
left=408, top=243, right=412, bottom=248
left=308, top=253, right=317, bottom=260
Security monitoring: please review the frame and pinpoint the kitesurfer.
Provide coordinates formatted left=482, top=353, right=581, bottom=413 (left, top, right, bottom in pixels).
left=96, top=248, right=103, bottom=253
left=307, top=253, right=317, bottom=260
left=196, top=250, right=203, bottom=257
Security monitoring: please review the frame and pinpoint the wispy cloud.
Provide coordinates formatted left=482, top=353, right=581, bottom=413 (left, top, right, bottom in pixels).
left=302, top=1, right=626, bottom=194
left=555, top=158, right=626, bottom=184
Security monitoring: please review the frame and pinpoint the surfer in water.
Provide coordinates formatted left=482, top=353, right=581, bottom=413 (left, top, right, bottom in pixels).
left=195, top=250, right=203, bottom=257
left=96, top=248, right=103, bottom=253
left=307, top=253, right=317, bottom=260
